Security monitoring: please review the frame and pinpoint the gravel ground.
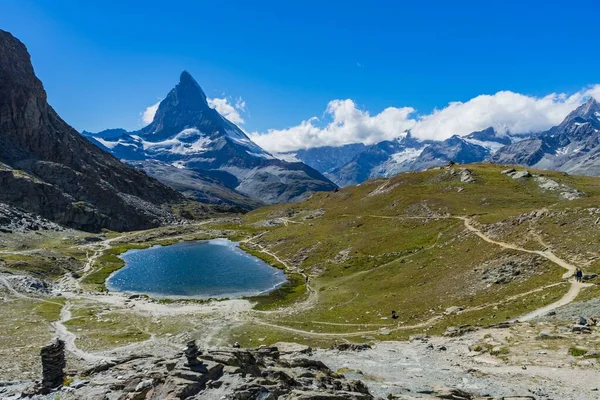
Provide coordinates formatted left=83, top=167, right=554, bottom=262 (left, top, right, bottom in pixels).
left=312, top=336, right=600, bottom=399
left=537, top=297, right=600, bottom=323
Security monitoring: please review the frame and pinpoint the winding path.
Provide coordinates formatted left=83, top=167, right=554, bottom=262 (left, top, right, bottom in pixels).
left=0, top=274, right=105, bottom=361
left=367, top=214, right=590, bottom=318
left=245, top=212, right=593, bottom=337
left=244, top=236, right=319, bottom=314
left=51, top=303, right=107, bottom=363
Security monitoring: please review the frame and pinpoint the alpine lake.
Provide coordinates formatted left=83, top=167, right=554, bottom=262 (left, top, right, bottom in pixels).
left=106, top=239, right=287, bottom=299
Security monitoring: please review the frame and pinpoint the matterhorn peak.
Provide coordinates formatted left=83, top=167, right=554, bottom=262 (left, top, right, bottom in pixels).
left=175, top=70, right=208, bottom=105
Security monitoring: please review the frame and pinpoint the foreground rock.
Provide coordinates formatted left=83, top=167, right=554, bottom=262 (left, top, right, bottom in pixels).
left=14, top=344, right=373, bottom=399
left=40, top=339, right=66, bottom=393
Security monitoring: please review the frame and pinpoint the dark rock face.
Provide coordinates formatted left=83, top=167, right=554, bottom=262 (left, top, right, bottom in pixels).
left=0, top=30, right=184, bottom=232
left=0, top=202, right=63, bottom=233
left=83, top=72, right=337, bottom=206
left=40, top=338, right=66, bottom=392
left=465, top=127, right=512, bottom=146
left=491, top=98, right=600, bottom=175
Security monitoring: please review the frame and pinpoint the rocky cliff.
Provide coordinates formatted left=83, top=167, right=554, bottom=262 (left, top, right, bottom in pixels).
left=0, top=30, right=185, bottom=232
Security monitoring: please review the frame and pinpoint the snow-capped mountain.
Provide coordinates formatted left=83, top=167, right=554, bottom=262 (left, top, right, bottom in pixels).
left=325, top=133, right=427, bottom=187
left=83, top=71, right=336, bottom=206
left=491, top=98, right=600, bottom=175
left=291, top=130, right=512, bottom=187
left=277, top=143, right=367, bottom=175
left=408, top=134, right=491, bottom=171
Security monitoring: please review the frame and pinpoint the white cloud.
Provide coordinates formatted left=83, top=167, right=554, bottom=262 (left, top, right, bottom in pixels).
left=140, top=100, right=161, bottom=125
left=249, top=85, right=600, bottom=153
left=250, top=99, right=415, bottom=153
left=208, top=97, right=246, bottom=125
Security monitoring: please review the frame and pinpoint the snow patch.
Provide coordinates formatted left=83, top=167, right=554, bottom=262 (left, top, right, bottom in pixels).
left=390, top=147, right=425, bottom=164
left=138, top=129, right=213, bottom=155
left=275, top=152, right=301, bottom=163
left=463, top=138, right=506, bottom=152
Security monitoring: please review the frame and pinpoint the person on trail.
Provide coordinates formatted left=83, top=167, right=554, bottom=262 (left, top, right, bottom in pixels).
left=576, top=268, right=583, bottom=283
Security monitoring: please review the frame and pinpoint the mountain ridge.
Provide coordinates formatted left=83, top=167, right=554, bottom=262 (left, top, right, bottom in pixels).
left=0, top=29, right=185, bottom=232
left=491, top=98, right=600, bottom=174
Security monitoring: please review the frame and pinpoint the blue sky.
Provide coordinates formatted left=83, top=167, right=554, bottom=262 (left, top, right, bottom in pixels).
left=2, top=0, right=599, bottom=151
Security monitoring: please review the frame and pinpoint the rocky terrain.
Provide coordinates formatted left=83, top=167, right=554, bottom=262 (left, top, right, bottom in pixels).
left=2, top=162, right=600, bottom=398
left=0, top=204, right=64, bottom=234
left=2, top=341, right=375, bottom=400
left=2, top=320, right=600, bottom=399
left=0, top=30, right=185, bottom=233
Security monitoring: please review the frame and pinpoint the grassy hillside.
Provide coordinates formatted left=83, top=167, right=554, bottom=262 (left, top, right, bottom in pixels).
left=210, top=163, right=600, bottom=344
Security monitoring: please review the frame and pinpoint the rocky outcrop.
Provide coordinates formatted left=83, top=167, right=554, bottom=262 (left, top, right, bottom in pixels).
left=0, top=202, right=64, bottom=233
left=17, top=344, right=373, bottom=399
left=0, top=30, right=184, bottom=232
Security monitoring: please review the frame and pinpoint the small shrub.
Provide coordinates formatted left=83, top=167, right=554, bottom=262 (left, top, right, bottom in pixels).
left=569, top=347, right=587, bottom=357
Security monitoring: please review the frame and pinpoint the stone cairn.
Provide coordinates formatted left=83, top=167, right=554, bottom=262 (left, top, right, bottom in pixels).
left=41, top=338, right=66, bottom=392
left=184, top=340, right=206, bottom=372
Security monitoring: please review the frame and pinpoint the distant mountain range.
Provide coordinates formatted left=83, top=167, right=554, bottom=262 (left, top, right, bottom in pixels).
left=83, top=72, right=336, bottom=208
left=0, top=29, right=184, bottom=233
left=280, top=99, right=600, bottom=186
left=280, top=128, right=518, bottom=187
left=491, top=98, right=600, bottom=175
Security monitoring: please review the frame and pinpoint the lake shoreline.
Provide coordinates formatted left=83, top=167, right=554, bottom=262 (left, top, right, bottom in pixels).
left=105, top=238, right=288, bottom=300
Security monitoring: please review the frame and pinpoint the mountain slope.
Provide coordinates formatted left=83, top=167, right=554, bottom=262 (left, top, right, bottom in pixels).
left=0, top=29, right=184, bottom=232
left=219, top=162, right=600, bottom=340
left=491, top=98, right=600, bottom=174
left=408, top=134, right=490, bottom=171
left=84, top=72, right=337, bottom=205
left=277, top=143, right=367, bottom=175
left=327, top=134, right=428, bottom=186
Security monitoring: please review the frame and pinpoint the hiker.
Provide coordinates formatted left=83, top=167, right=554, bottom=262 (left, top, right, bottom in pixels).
left=576, top=268, right=583, bottom=283
left=391, top=310, right=399, bottom=320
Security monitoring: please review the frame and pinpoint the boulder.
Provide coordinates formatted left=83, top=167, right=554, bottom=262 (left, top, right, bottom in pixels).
left=512, top=171, right=531, bottom=179
left=273, top=342, right=312, bottom=355
left=434, top=387, right=475, bottom=399
left=443, top=325, right=476, bottom=337
left=329, top=343, right=372, bottom=352
left=583, top=274, right=598, bottom=281
left=444, top=306, right=464, bottom=315
left=572, top=324, right=592, bottom=333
